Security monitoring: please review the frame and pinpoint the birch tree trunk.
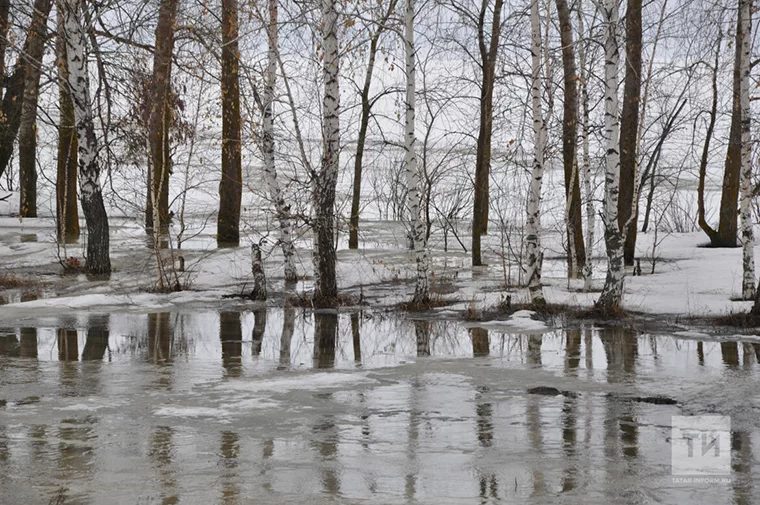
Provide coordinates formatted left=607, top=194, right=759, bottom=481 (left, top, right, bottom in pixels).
left=61, top=0, right=111, bottom=274
left=555, top=0, right=585, bottom=279
left=739, top=0, right=755, bottom=299
left=218, top=0, right=243, bottom=245
left=577, top=0, right=594, bottom=292
left=618, top=0, right=642, bottom=266
left=526, top=0, right=546, bottom=306
left=56, top=8, right=79, bottom=243
left=405, top=0, right=429, bottom=305
left=262, top=0, right=298, bottom=282
left=596, top=0, right=624, bottom=309
left=471, top=0, right=505, bottom=266
left=18, top=0, right=53, bottom=218
left=313, top=0, right=340, bottom=303
left=146, top=0, right=178, bottom=233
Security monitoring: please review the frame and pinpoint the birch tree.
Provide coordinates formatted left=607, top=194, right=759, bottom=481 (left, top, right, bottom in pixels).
left=596, top=0, right=624, bottom=309
left=526, top=0, right=546, bottom=306
left=56, top=8, right=79, bottom=243
left=61, top=0, right=111, bottom=274
left=261, top=0, right=298, bottom=282
left=405, top=0, right=430, bottom=305
left=738, top=0, right=754, bottom=299
left=218, top=0, right=243, bottom=245
left=577, top=0, right=594, bottom=291
left=313, top=0, right=341, bottom=303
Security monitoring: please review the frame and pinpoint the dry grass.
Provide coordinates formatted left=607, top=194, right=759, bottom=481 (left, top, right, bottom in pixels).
left=709, top=310, right=760, bottom=329
left=0, top=272, right=40, bottom=289
left=288, top=293, right=357, bottom=309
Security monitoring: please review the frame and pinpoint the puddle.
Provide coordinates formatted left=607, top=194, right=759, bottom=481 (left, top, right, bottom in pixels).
left=0, top=309, right=757, bottom=504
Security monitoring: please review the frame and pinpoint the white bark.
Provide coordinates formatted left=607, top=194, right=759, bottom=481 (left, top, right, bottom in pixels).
left=313, top=0, right=340, bottom=301
left=577, top=0, right=594, bottom=292
left=262, top=0, right=297, bottom=283
left=252, top=244, right=267, bottom=300
left=405, top=0, right=429, bottom=305
left=739, top=0, right=755, bottom=299
left=596, top=0, right=624, bottom=309
left=61, top=0, right=111, bottom=275
left=526, top=0, right=546, bottom=306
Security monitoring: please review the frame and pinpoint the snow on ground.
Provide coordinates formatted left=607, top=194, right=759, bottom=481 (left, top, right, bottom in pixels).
left=0, top=213, right=757, bottom=321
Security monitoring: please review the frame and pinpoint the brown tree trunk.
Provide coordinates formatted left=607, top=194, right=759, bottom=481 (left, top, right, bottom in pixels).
left=471, top=0, right=503, bottom=266
left=18, top=0, right=53, bottom=218
left=217, top=0, right=242, bottom=245
left=556, top=0, right=586, bottom=277
left=698, top=33, right=721, bottom=244
left=56, top=10, right=79, bottom=242
left=349, top=0, right=397, bottom=249
left=147, top=0, right=178, bottom=233
left=0, top=0, right=10, bottom=95
left=717, top=4, right=744, bottom=248
left=618, top=0, right=642, bottom=265
left=0, top=0, right=52, bottom=180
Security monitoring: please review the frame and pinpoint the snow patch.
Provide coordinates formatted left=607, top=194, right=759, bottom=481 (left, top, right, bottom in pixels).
left=220, top=372, right=377, bottom=393
left=154, top=406, right=230, bottom=419
left=465, top=309, right=548, bottom=334
left=674, top=331, right=711, bottom=339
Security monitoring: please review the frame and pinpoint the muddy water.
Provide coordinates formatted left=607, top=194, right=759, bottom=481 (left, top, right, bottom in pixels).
left=0, top=310, right=758, bottom=504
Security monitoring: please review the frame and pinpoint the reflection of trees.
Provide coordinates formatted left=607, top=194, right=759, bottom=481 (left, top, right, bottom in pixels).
left=311, top=416, right=341, bottom=496
left=0, top=331, right=19, bottom=357
left=562, top=330, right=580, bottom=492
left=82, top=324, right=109, bottom=362
left=721, top=341, right=739, bottom=367
left=526, top=334, right=545, bottom=496
left=527, top=335, right=542, bottom=366
left=731, top=430, right=753, bottom=505
left=414, top=320, right=430, bottom=357
left=252, top=309, right=267, bottom=357
left=19, top=328, right=37, bottom=359
left=148, top=313, right=173, bottom=363
left=697, top=341, right=705, bottom=366
left=470, top=327, right=489, bottom=357
left=220, top=431, right=240, bottom=505
left=351, top=312, right=362, bottom=364
left=475, top=382, right=498, bottom=499
left=279, top=306, right=295, bottom=369
left=599, top=327, right=639, bottom=484
left=149, top=426, right=178, bottom=505
left=220, top=312, right=242, bottom=377
left=56, top=417, right=95, bottom=505
left=57, top=329, right=78, bottom=361
left=314, top=312, right=338, bottom=369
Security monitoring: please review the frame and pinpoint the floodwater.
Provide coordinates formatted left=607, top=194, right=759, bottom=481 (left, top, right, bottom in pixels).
left=0, top=310, right=758, bottom=504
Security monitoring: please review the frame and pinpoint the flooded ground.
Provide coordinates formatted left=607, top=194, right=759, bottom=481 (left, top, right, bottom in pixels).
left=1, top=309, right=759, bottom=504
